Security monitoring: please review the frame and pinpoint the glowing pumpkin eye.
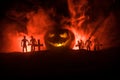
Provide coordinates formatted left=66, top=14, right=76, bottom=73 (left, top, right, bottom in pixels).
left=60, top=33, right=67, bottom=38
left=49, top=33, right=55, bottom=38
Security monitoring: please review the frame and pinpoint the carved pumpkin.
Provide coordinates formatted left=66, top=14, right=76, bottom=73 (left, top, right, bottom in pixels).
left=44, top=28, right=75, bottom=50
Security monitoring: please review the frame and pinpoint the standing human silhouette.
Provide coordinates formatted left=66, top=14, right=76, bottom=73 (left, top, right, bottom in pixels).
left=85, top=37, right=92, bottom=51
left=30, top=36, right=36, bottom=52
left=76, top=40, right=81, bottom=50
left=80, top=39, right=84, bottom=49
left=21, top=36, right=29, bottom=52
left=94, top=38, right=102, bottom=51
left=76, top=39, right=84, bottom=50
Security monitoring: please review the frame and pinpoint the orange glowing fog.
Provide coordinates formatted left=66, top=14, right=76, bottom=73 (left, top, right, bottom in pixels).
left=1, top=0, right=117, bottom=52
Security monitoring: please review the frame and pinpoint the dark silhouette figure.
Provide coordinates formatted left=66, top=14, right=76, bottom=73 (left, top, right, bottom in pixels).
left=37, top=39, right=43, bottom=51
left=85, top=37, right=92, bottom=51
left=94, top=38, right=102, bottom=51
left=30, top=36, right=36, bottom=52
left=76, top=40, right=81, bottom=50
left=76, top=40, right=84, bottom=50
left=80, top=39, right=84, bottom=49
left=21, top=36, right=29, bottom=52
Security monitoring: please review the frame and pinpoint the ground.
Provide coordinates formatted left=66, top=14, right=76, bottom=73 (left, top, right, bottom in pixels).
left=0, top=47, right=120, bottom=77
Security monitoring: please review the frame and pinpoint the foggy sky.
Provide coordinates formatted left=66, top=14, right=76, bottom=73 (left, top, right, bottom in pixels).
left=0, top=0, right=120, bottom=51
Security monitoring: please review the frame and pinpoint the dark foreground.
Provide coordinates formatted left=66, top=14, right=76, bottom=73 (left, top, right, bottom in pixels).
left=0, top=47, right=120, bottom=77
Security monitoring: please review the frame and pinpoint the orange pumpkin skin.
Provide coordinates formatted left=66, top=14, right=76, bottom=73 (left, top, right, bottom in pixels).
left=44, top=28, right=75, bottom=50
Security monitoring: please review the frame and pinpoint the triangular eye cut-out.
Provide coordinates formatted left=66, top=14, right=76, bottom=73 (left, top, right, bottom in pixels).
left=48, top=33, right=55, bottom=38
left=60, top=33, right=67, bottom=38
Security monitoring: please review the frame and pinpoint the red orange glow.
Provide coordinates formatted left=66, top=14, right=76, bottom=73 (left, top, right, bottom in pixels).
left=1, top=0, right=118, bottom=52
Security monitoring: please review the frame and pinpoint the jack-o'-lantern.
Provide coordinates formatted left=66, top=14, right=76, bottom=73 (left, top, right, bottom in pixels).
left=44, top=28, right=75, bottom=50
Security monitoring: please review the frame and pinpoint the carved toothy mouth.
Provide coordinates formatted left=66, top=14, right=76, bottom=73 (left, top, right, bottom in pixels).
left=47, top=38, right=70, bottom=47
